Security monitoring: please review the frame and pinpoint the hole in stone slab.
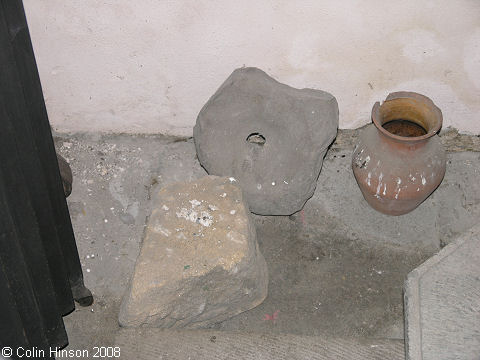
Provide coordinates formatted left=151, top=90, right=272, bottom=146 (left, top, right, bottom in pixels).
left=383, top=119, right=427, bottom=137
left=246, top=133, right=266, bottom=145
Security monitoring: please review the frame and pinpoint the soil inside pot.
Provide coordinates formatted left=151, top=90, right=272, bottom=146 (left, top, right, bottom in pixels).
left=383, top=119, right=427, bottom=137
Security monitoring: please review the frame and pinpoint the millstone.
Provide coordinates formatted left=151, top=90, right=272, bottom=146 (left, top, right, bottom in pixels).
left=194, top=67, right=338, bottom=215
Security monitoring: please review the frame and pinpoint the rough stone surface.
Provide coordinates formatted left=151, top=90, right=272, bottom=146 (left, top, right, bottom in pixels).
left=119, top=175, right=268, bottom=328
left=193, top=67, right=338, bottom=215
left=51, top=133, right=480, bottom=354
left=116, top=328, right=404, bottom=360
left=404, top=224, right=480, bottom=360
left=331, top=127, right=480, bottom=153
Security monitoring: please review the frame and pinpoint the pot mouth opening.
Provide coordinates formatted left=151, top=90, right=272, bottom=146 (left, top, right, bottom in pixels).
left=372, top=93, right=442, bottom=143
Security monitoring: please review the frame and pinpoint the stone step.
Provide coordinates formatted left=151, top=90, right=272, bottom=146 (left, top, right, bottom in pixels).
left=404, top=224, right=480, bottom=360
left=115, top=328, right=404, bottom=360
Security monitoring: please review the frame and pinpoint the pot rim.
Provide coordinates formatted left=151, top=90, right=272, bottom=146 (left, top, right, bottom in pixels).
left=371, top=91, right=443, bottom=143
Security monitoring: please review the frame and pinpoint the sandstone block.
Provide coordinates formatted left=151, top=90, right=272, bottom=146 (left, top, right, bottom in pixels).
left=119, top=176, right=268, bottom=328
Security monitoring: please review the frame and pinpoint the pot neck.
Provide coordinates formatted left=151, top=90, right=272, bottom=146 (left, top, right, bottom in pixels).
left=371, top=93, right=443, bottom=145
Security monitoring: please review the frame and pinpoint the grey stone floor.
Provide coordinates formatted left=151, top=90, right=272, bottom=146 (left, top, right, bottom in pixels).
left=53, top=132, right=480, bottom=357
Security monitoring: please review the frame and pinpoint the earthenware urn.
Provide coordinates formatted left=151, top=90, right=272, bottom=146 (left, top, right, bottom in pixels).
left=352, top=92, right=446, bottom=215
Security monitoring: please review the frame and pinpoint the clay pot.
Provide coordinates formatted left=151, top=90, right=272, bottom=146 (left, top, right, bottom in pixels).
left=352, top=92, right=446, bottom=215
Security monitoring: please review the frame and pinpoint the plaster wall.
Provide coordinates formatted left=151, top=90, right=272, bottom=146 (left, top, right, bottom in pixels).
left=24, top=0, right=480, bottom=136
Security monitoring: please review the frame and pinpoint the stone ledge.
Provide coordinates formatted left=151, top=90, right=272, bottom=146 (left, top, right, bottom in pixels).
left=332, top=127, right=480, bottom=153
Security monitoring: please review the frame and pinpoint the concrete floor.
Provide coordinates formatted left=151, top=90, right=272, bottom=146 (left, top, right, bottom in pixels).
left=53, top=132, right=480, bottom=358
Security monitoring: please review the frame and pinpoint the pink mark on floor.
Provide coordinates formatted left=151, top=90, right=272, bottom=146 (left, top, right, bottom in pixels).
left=300, top=210, right=306, bottom=225
left=263, top=310, right=280, bottom=322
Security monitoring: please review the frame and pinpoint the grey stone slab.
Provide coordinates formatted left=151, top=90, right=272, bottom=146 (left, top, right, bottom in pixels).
left=115, top=328, right=404, bottom=360
left=51, top=133, right=480, bottom=355
left=405, top=224, right=480, bottom=360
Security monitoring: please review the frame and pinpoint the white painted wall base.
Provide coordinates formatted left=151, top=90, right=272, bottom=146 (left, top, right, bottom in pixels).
left=24, top=0, right=480, bottom=136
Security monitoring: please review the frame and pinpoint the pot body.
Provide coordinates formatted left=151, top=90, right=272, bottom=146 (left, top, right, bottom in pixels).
left=352, top=92, right=446, bottom=215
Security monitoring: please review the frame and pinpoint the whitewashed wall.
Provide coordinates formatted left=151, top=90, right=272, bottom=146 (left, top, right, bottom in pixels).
left=24, top=0, right=480, bottom=136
